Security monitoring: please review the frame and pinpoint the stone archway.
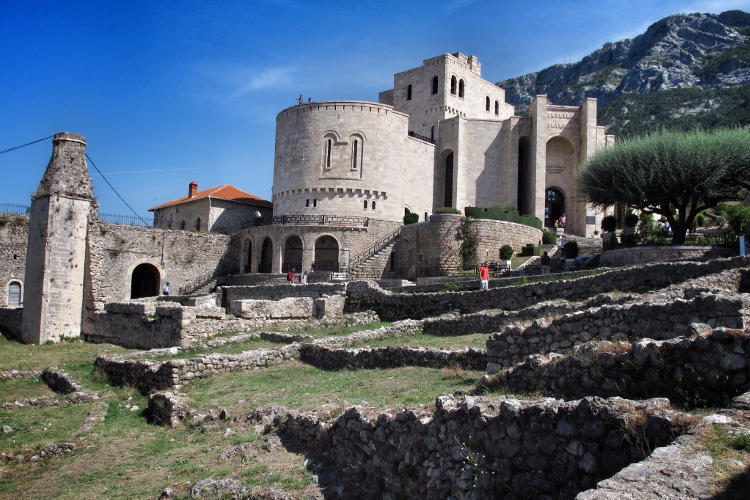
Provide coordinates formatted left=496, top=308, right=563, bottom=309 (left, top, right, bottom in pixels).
left=131, top=263, right=160, bottom=299
left=259, top=237, right=273, bottom=273
left=241, top=239, right=252, bottom=273
left=314, top=236, right=339, bottom=272
left=545, top=188, right=565, bottom=229
left=283, top=235, right=303, bottom=273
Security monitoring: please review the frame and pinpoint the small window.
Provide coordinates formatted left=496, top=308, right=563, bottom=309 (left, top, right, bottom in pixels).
left=450, top=76, right=457, bottom=95
left=458, top=79, right=464, bottom=98
left=323, top=138, right=333, bottom=169
left=407, top=84, right=412, bottom=100
left=431, top=76, right=438, bottom=95
left=485, top=96, right=490, bottom=111
left=364, top=200, right=368, bottom=209
left=430, top=125, right=435, bottom=141
left=313, top=199, right=317, bottom=208
left=180, top=220, right=186, bottom=230
left=372, top=201, right=376, bottom=210
left=8, top=281, right=21, bottom=306
left=306, top=199, right=310, bottom=207
left=494, top=100, right=499, bottom=116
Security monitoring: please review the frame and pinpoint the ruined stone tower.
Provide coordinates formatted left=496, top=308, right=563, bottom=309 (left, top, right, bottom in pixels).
left=22, top=132, right=95, bottom=344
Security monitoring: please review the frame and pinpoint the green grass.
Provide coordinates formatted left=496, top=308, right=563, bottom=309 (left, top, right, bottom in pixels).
left=185, top=361, right=481, bottom=413
left=698, top=424, right=750, bottom=490
left=0, top=403, right=91, bottom=451
left=348, top=333, right=488, bottom=350
left=0, top=377, right=57, bottom=401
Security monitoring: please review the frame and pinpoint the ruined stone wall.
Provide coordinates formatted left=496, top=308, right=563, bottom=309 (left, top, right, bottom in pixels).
left=485, top=293, right=748, bottom=371
left=0, top=220, right=27, bottom=306
left=222, top=283, right=345, bottom=305
left=272, top=395, right=685, bottom=499
left=492, top=328, right=750, bottom=407
left=348, top=256, right=750, bottom=321
left=299, top=344, right=486, bottom=370
left=600, top=245, right=736, bottom=267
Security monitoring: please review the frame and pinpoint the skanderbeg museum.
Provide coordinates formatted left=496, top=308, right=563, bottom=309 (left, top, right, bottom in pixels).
left=240, top=52, right=614, bottom=278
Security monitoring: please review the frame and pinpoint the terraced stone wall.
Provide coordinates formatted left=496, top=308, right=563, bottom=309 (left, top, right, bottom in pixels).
left=221, top=283, right=346, bottom=306
left=299, top=344, right=486, bottom=370
left=346, top=256, right=750, bottom=321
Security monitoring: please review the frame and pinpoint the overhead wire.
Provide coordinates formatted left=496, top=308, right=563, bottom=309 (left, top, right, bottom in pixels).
left=85, top=153, right=150, bottom=226
left=0, top=135, right=54, bottom=155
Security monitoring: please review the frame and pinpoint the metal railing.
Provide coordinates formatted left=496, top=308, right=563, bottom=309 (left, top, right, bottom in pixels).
left=347, top=226, right=401, bottom=273
left=408, top=130, right=436, bottom=144
left=0, top=203, right=29, bottom=216
left=99, top=213, right=151, bottom=226
left=271, top=214, right=369, bottom=227
left=177, top=271, right=216, bottom=296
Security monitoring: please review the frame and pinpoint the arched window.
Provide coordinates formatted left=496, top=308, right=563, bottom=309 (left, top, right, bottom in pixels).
left=306, top=199, right=310, bottom=207
left=494, top=100, right=499, bottom=116
left=450, top=76, right=457, bottom=95
left=458, top=79, right=464, bottom=98
left=195, top=217, right=201, bottom=231
left=7, top=281, right=21, bottom=306
left=364, top=200, right=368, bottom=209
left=323, top=136, right=333, bottom=169
left=313, top=199, right=317, bottom=208
left=485, top=96, right=490, bottom=111
left=350, top=134, right=363, bottom=171
left=180, top=220, right=186, bottom=230
left=372, top=201, right=376, bottom=210
left=407, top=84, right=412, bottom=100
left=431, top=76, right=438, bottom=95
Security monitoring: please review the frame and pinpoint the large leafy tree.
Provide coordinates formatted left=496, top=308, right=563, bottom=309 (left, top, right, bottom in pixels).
left=578, top=128, right=750, bottom=244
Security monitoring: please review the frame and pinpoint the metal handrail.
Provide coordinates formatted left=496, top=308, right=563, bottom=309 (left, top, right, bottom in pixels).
left=347, top=226, right=401, bottom=273
left=177, top=271, right=215, bottom=295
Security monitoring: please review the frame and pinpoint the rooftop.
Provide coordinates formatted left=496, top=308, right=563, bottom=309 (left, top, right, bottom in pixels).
left=148, top=183, right=272, bottom=211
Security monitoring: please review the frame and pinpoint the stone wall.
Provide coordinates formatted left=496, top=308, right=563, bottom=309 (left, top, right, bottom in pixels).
left=221, top=283, right=346, bottom=305
left=230, top=297, right=313, bottom=320
left=299, top=344, right=486, bottom=370
left=269, top=394, right=688, bottom=499
left=0, top=219, right=27, bottom=306
left=395, top=215, right=543, bottom=277
left=346, top=256, right=750, bottom=321
left=600, top=245, right=736, bottom=267
left=488, top=328, right=750, bottom=407
left=485, top=293, right=748, bottom=371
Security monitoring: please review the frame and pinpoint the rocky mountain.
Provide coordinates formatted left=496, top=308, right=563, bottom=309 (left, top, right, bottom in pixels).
left=498, top=10, right=750, bottom=136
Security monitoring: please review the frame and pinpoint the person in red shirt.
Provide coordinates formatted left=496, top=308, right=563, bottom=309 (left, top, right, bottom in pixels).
left=479, top=262, right=490, bottom=290
left=287, top=268, right=296, bottom=285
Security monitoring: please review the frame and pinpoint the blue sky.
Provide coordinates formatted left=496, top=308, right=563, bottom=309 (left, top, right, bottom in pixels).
left=1, top=0, right=749, bottom=219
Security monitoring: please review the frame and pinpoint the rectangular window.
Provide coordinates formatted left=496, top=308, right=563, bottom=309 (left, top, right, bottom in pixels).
left=313, top=199, right=317, bottom=208
left=306, top=199, right=310, bottom=207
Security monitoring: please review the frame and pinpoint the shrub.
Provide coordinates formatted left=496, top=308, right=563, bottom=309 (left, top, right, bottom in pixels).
left=624, top=211, right=639, bottom=228
left=459, top=219, right=479, bottom=269
left=542, top=229, right=557, bottom=244
left=563, top=241, right=579, bottom=259
left=436, top=207, right=461, bottom=214
left=725, top=205, right=750, bottom=236
left=638, top=212, right=655, bottom=233
left=520, top=244, right=540, bottom=256
left=464, top=205, right=543, bottom=230
left=499, top=244, right=514, bottom=260
left=695, top=213, right=705, bottom=227
left=403, top=212, right=419, bottom=224
left=601, top=215, right=617, bottom=233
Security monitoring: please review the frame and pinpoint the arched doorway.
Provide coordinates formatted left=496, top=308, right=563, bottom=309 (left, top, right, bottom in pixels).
left=259, top=237, right=273, bottom=273
left=283, top=235, right=303, bottom=273
left=444, top=151, right=454, bottom=208
left=131, top=263, right=160, bottom=299
left=517, top=136, right=530, bottom=214
left=241, top=239, right=252, bottom=273
left=545, top=188, right=565, bottom=229
left=8, top=281, right=21, bottom=306
left=314, top=236, right=339, bottom=272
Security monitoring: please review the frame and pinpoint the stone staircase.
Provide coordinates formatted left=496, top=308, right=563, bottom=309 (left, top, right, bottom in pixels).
left=348, top=240, right=398, bottom=279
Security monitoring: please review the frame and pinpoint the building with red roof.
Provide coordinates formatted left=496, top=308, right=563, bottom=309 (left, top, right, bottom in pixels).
left=148, top=181, right=272, bottom=234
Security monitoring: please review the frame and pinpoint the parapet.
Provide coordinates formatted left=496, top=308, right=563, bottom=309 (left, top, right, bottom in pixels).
left=34, top=131, right=93, bottom=200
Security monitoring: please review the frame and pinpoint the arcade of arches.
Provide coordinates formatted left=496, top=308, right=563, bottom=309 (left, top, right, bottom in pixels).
left=314, top=235, right=339, bottom=272
left=283, top=236, right=303, bottom=273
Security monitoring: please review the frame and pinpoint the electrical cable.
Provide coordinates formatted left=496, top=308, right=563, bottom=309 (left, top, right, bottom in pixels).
left=85, top=153, right=150, bottom=226
left=0, top=135, right=54, bottom=156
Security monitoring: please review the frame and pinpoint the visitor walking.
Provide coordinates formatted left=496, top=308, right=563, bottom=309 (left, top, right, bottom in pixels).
left=162, top=282, right=170, bottom=296
left=300, top=270, right=308, bottom=284
left=541, top=252, right=551, bottom=275
left=479, top=262, right=490, bottom=290
left=559, top=213, right=567, bottom=230
left=287, top=268, right=296, bottom=285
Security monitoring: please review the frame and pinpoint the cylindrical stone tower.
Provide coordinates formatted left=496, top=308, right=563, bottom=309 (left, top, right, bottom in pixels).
left=22, top=132, right=94, bottom=344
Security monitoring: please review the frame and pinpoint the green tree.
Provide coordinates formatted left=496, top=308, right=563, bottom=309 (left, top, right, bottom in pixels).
left=578, top=129, right=750, bottom=244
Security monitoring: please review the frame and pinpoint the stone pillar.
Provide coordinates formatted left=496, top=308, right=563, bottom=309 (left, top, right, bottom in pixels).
left=529, top=95, right=548, bottom=223
left=22, top=132, right=95, bottom=344
left=302, top=246, right=314, bottom=274
left=578, top=98, right=598, bottom=236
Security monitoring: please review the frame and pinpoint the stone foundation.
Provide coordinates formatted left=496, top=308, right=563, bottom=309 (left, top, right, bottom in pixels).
left=299, top=344, right=486, bottom=370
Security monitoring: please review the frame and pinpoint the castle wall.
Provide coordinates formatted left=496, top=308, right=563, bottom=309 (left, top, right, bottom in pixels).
left=0, top=219, right=27, bottom=306
left=273, top=101, right=434, bottom=223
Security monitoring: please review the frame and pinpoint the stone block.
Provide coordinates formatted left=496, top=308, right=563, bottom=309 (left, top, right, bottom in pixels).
left=231, top=297, right=313, bottom=319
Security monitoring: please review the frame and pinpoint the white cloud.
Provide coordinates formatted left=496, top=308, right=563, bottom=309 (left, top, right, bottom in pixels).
left=192, top=62, right=296, bottom=101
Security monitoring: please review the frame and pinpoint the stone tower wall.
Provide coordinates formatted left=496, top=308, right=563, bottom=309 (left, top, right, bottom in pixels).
left=0, top=220, right=28, bottom=306
left=273, top=101, right=434, bottom=222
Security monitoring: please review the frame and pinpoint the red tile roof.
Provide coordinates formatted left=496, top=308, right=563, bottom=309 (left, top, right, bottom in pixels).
left=148, top=184, right=272, bottom=211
